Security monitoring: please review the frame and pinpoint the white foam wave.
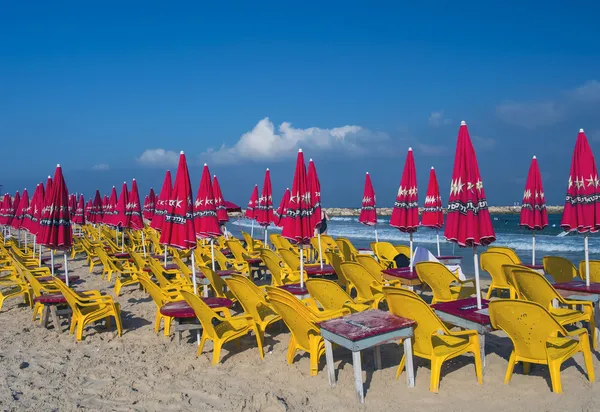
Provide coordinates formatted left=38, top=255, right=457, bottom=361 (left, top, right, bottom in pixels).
left=229, top=219, right=282, bottom=231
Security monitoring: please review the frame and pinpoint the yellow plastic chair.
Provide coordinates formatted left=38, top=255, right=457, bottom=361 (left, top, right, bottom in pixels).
left=226, top=240, right=261, bottom=275
left=225, top=274, right=281, bottom=346
left=325, top=251, right=352, bottom=293
left=0, top=276, right=31, bottom=312
left=259, top=249, right=301, bottom=286
left=383, top=287, right=482, bottom=392
left=394, top=244, right=412, bottom=259
left=266, top=286, right=344, bottom=376
left=543, top=256, right=578, bottom=283
left=480, top=251, right=517, bottom=298
left=355, top=254, right=385, bottom=279
left=415, top=262, right=476, bottom=304
left=54, top=279, right=122, bottom=341
left=335, top=237, right=359, bottom=262
left=511, top=269, right=596, bottom=347
left=339, top=262, right=385, bottom=308
left=279, top=249, right=320, bottom=271
left=180, top=289, right=264, bottom=365
left=578, top=260, right=600, bottom=283
left=501, top=264, right=538, bottom=298
left=269, top=234, right=284, bottom=251
left=198, top=265, right=236, bottom=302
left=241, top=231, right=264, bottom=254
left=489, top=299, right=594, bottom=393
left=371, top=241, right=399, bottom=268
left=305, top=278, right=368, bottom=313
left=487, top=246, right=521, bottom=264
left=138, top=274, right=184, bottom=336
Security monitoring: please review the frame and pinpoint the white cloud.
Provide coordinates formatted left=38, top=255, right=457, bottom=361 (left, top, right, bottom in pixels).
left=495, top=101, right=563, bottom=129
left=472, top=135, right=495, bottom=151
left=566, top=80, right=600, bottom=102
left=203, top=117, right=391, bottom=164
left=137, top=148, right=179, bottom=167
left=428, top=110, right=452, bottom=127
left=92, top=163, right=109, bottom=171
left=417, top=143, right=448, bottom=156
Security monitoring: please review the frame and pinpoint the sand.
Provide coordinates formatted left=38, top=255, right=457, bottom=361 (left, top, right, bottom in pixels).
left=1, top=257, right=599, bottom=411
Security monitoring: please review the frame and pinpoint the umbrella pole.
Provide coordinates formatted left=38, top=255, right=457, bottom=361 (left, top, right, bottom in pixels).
left=164, top=247, right=167, bottom=268
left=141, top=231, right=147, bottom=257
left=51, top=251, right=55, bottom=277
left=210, top=239, right=216, bottom=271
left=121, top=229, right=125, bottom=253
left=473, top=246, right=482, bottom=310
left=317, top=232, right=323, bottom=269
left=409, top=232, right=413, bottom=270
left=33, top=236, right=36, bottom=258
left=39, top=245, right=42, bottom=266
left=264, top=227, right=268, bottom=248
left=64, top=252, right=69, bottom=287
left=190, top=252, right=200, bottom=345
left=25, top=232, right=28, bottom=253
left=531, top=230, right=536, bottom=266
left=115, top=228, right=118, bottom=246
left=299, top=244, right=304, bottom=288
left=374, top=227, right=379, bottom=243
left=585, top=235, right=590, bottom=287
left=251, top=220, right=254, bottom=238
left=436, top=229, right=441, bottom=257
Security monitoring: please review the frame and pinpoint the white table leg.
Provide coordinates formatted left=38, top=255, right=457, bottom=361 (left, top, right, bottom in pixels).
left=374, top=345, right=382, bottom=370
left=352, top=351, right=364, bottom=403
left=479, top=333, right=486, bottom=368
left=594, top=302, right=600, bottom=347
left=403, top=338, right=415, bottom=388
left=324, top=339, right=336, bottom=387
left=203, top=284, right=208, bottom=298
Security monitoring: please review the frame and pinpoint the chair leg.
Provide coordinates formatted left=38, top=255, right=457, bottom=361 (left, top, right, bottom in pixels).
left=472, top=343, right=483, bottom=384
left=395, top=354, right=406, bottom=380
left=580, top=338, right=596, bottom=383
left=286, top=336, right=297, bottom=364
left=429, top=357, right=444, bottom=392
left=523, top=362, right=531, bottom=375
left=548, top=359, right=563, bottom=393
left=197, top=333, right=208, bottom=356
left=504, top=351, right=517, bottom=384
left=113, top=312, right=123, bottom=336
left=212, top=340, right=223, bottom=365
left=254, top=326, right=265, bottom=360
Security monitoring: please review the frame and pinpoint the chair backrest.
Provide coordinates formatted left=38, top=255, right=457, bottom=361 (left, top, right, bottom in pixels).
left=270, top=234, right=283, bottom=250
left=279, top=249, right=302, bottom=271
left=241, top=232, right=259, bottom=253
left=415, top=261, right=459, bottom=302
left=172, top=255, right=192, bottom=277
left=394, top=244, right=411, bottom=259
left=225, top=275, right=268, bottom=320
left=383, top=286, right=448, bottom=355
left=543, top=256, right=578, bottom=283
left=53, top=278, right=84, bottom=316
left=489, top=299, right=565, bottom=362
left=511, top=269, right=559, bottom=309
left=305, top=278, right=353, bottom=311
left=180, top=290, right=220, bottom=339
left=129, top=250, right=149, bottom=271
left=147, top=257, right=176, bottom=288
left=198, top=265, right=228, bottom=298
left=340, top=261, right=379, bottom=300
left=94, top=247, right=119, bottom=271
left=259, top=249, right=286, bottom=286
left=480, top=251, right=514, bottom=288
left=226, top=239, right=248, bottom=261
left=501, top=264, right=537, bottom=297
left=371, top=241, right=396, bottom=262
left=355, top=255, right=384, bottom=280
left=578, top=260, right=600, bottom=282
left=336, top=237, right=358, bottom=262
left=266, top=287, right=320, bottom=350
left=325, top=251, right=348, bottom=288
left=487, top=246, right=520, bottom=264
left=137, top=274, right=168, bottom=308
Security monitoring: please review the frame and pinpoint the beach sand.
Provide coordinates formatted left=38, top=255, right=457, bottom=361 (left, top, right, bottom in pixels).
left=1, top=258, right=598, bottom=411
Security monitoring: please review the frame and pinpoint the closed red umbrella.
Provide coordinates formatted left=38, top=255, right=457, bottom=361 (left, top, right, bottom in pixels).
left=390, top=147, right=419, bottom=267
left=32, top=183, right=45, bottom=237
left=307, top=159, right=324, bottom=268
left=223, top=200, right=241, bottom=213
left=245, top=184, right=259, bottom=237
left=12, top=189, right=28, bottom=230
left=104, top=187, right=118, bottom=225
left=159, top=152, right=200, bottom=294
left=444, top=121, right=495, bottom=309
left=520, top=155, right=548, bottom=265
left=84, top=199, right=93, bottom=222
left=422, top=166, right=444, bottom=256
left=72, top=194, right=85, bottom=225
left=39, top=164, right=73, bottom=284
left=114, top=182, right=130, bottom=252
left=212, top=176, right=229, bottom=223
left=23, top=184, right=40, bottom=233
left=151, top=170, right=172, bottom=232
left=256, top=168, right=274, bottom=245
left=274, top=188, right=290, bottom=228
left=0, top=194, right=8, bottom=226
left=143, top=188, right=156, bottom=221
left=127, top=179, right=144, bottom=231
left=8, top=191, right=20, bottom=228
left=68, top=194, right=77, bottom=219
left=195, top=164, right=221, bottom=239
left=90, top=190, right=103, bottom=225
left=282, top=149, right=314, bottom=286
left=561, top=128, right=600, bottom=286
left=358, top=172, right=378, bottom=240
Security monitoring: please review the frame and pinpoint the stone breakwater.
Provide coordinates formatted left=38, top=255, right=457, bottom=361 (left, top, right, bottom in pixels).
left=323, top=205, right=564, bottom=217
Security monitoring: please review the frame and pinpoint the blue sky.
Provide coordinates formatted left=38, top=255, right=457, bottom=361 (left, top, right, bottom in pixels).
left=1, top=1, right=600, bottom=207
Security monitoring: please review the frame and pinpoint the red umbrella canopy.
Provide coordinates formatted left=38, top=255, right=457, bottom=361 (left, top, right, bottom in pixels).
left=31, top=183, right=45, bottom=235
left=39, top=164, right=72, bottom=250
left=113, top=182, right=129, bottom=228
left=127, top=179, right=144, bottom=230
left=390, top=148, right=419, bottom=233
left=561, top=128, right=600, bottom=233
left=0, top=194, right=6, bottom=225
left=23, top=184, right=40, bottom=232
left=194, top=164, right=221, bottom=238
left=212, top=175, right=229, bottom=223
left=223, top=200, right=241, bottom=213
left=444, top=121, right=496, bottom=247
left=159, top=152, right=197, bottom=249
left=358, top=172, right=377, bottom=226
left=245, top=185, right=259, bottom=219
left=90, top=189, right=103, bottom=224
left=73, top=194, right=86, bottom=225
left=520, top=156, right=548, bottom=231
left=421, top=167, right=444, bottom=229
left=68, top=194, right=77, bottom=218
left=151, top=170, right=172, bottom=232
left=46, top=176, right=53, bottom=199
left=8, top=191, right=20, bottom=226
left=256, top=168, right=274, bottom=226
left=282, top=149, right=314, bottom=244
left=104, top=187, right=118, bottom=225
left=143, top=188, right=156, bottom=220
left=12, top=189, right=29, bottom=230
left=274, top=188, right=290, bottom=228
left=307, top=159, right=322, bottom=230
left=85, top=199, right=93, bottom=222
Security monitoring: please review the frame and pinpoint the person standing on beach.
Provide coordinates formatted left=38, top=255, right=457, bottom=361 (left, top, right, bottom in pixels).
left=316, top=210, right=329, bottom=235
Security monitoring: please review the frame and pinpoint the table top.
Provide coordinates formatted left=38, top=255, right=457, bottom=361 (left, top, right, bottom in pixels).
left=523, top=264, right=544, bottom=270
left=436, top=255, right=463, bottom=261
left=432, top=297, right=491, bottom=326
left=553, top=281, right=600, bottom=294
left=382, top=267, right=420, bottom=280
left=278, top=283, right=309, bottom=296
left=304, top=264, right=336, bottom=275
left=319, top=309, right=415, bottom=342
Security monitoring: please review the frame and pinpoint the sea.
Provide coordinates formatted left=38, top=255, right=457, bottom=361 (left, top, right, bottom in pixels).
left=228, top=214, right=594, bottom=278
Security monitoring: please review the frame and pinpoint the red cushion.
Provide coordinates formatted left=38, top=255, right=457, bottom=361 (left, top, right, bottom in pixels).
left=304, top=265, right=335, bottom=276
left=203, top=297, right=233, bottom=308
left=278, top=283, right=308, bottom=296
left=113, top=253, right=130, bottom=258
left=34, top=293, right=67, bottom=304
left=246, top=258, right=262, bottom=264
left=160, top=301, right=195, bottom=318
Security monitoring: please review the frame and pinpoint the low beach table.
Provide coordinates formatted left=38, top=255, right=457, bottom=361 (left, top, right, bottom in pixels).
left=357, top=248, right=374, bottom=255
left=553, top=281, right=600, bottom=344
left=382, top=268, right=421, bottom=290
left=436, top=255, right=463, bottom=266
left=304, top=264, right=336, bottom=279
left=196, top=269, right=238, bottom=297
left=523, top=264, right=545, bottom=274
left=277, top=283, right=310, bottom=300
left=432, top=297, right=492, bottom=367
left=319, top=309, right=415, bottom=403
